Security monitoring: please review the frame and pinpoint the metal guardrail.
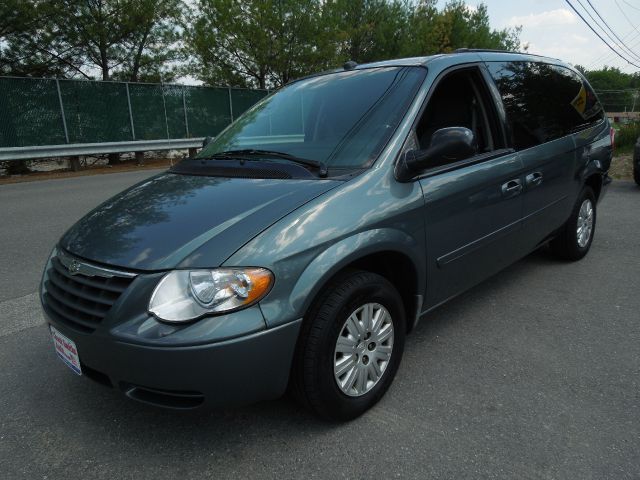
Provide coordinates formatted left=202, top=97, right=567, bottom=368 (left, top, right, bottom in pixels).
left=0, top=138, right=205, bottom=161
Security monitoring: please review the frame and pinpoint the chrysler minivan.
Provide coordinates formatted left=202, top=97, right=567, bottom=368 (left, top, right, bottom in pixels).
left=41, top=50, right=612, bottom=420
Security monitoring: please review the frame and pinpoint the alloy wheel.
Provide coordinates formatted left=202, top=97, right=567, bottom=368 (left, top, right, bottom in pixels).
left=577, top=199, right=594, bottom=248
left=333, top=303, right=394, bottom=397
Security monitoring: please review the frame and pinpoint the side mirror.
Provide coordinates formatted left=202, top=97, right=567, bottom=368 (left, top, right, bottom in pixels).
left=202, top=136, right=213, bottom=148
left=395, top=127, right=477, bottom=182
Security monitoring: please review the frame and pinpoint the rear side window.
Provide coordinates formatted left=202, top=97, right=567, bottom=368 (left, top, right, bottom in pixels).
left=486, top=61, right=604, bottom=150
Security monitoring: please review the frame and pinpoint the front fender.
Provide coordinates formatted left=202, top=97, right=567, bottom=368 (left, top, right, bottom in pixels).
left=278, top=228, right=425, bottom=327
left=223, top=167, right=427, bottom=328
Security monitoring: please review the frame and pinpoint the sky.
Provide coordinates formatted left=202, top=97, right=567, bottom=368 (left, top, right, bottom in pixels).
left=450, top=0, right=640, bottom=73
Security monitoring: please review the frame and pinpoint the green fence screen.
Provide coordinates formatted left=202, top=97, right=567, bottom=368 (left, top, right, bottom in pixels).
left=0, top=76, right=269, bottom=148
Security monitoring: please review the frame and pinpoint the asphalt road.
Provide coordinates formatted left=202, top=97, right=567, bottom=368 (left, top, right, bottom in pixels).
left=0, top=172, right=638, bottom=479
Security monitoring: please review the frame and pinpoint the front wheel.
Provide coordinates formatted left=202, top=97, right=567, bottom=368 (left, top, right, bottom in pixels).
left=290, top=270, right=406, bottom=421
left=550, top=186, right=596, bottom=261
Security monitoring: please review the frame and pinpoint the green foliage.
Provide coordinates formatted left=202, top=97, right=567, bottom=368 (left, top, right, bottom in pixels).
left=616, top=122, right=640, bottom=151
left=324, top=0, right=412, bottom=64
left=186, top=0, right=334, bottom=88
left=576, top=66, right=640, bottom=112
left=3, top=0, right=521, bottom=87
left=578, top=66, right=640, bottom=91
left=1, top=0, right=184, bottom=81
left=185, top=0, right=523, bottom=88
left=401, top=1, right=522, bottom=57
left=0, top=0, right=78, bottom=78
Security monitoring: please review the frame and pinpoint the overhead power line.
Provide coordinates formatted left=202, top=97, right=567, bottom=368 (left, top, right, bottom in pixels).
left=589, top=32, right=640, bottom=68
left=574, top=0, right=640, bottom=64
left=614, top=0, right=640, bottom=36
left=588, top=0, right=640, bottom=69
left=621, top=0, right=640, bottom=12
left=583, top=0, right=640, bottom=63
left=587, top=28, right=640, bottom=68
left=564, top=0, right=640, bottom=69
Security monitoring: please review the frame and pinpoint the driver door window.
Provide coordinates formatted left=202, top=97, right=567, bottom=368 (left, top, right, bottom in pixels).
left=415, top=68, right=502, bottom=160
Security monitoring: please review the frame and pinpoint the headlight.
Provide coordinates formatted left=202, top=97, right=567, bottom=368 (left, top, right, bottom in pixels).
left=148, top=268, right=273, bottom=323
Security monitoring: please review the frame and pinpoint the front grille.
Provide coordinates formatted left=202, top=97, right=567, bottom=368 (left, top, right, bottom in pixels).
left=43, top=252, right=135, bottom=333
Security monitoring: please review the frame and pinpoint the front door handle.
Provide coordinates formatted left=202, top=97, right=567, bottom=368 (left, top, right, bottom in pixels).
left=501, top=179, right=523, bottom=197
left=525, top=171, right=543, bottom=187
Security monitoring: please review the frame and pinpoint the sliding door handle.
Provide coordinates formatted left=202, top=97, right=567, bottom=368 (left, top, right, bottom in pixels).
left=525, top=171, right=543, bottom=187
left=501, top=179, right=523, bottom=197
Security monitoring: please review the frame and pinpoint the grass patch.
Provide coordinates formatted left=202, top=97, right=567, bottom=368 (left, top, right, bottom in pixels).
left=614, top=122, right=640, bottom=151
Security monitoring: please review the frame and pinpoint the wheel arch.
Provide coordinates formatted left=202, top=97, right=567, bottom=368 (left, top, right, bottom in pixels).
left=289, top=228, right=425, bottom=333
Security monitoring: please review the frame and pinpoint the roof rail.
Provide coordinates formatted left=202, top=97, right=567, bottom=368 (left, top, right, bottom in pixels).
left=453, top=48, right=519, bottom=54
left=452, top=48, right=557, bottom=60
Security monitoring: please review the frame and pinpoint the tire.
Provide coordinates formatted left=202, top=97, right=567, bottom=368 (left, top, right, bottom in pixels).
left=634, top=165, right=640, bottom=186
left=290, top=269, right=406, bottom=421
left=550, top=186, right=596, bottom=261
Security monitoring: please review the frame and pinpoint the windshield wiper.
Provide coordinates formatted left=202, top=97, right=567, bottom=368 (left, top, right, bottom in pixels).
left=210, top=149, right=328, bottom=178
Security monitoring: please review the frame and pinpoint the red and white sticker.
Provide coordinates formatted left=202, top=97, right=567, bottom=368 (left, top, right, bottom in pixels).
left=50, top=325, right=82, bottom=375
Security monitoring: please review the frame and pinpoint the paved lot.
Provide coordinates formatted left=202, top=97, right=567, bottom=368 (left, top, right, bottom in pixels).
left=0, top=172, right=639, bottom=479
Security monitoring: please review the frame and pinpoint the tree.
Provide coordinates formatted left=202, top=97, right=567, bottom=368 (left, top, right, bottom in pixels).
left=577, top=66, right=640, bottom=112
left=0, top=0, right=84, bottom=78
left=186, top=0, right=334, bottom=88
left=107, top=0, right=184, bottom=82
left=403, top=0, right=522, bottom=57
left=1, top=0, right=183, bottom=81
left=5, top=0, right=522, bottom=87
left=580, top=66, right=639, bottom=91
left=325, top=0, right=411, bottom=64
left=186, top=0, right=522, bottom=89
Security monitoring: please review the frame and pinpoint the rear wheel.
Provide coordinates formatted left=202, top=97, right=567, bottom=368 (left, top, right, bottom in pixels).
left=291, top=270, right=405, bottom=421
left=550, top=186, right=596, bottom=261
left=634, top=164, right=640, bottom=186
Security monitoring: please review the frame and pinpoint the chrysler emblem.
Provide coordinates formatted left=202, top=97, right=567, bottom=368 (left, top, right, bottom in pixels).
left=67, top=259, right=81, bottom=276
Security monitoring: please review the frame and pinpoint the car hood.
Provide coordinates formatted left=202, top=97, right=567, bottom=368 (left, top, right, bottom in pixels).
left=60, top=172, right=340, bottom=271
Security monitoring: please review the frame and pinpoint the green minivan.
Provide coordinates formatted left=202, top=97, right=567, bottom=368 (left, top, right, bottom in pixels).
left=41, top=50, right=612, bottom=420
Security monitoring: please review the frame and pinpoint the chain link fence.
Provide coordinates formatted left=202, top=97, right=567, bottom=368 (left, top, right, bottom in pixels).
left=0, top=76, right=269, bottom=148
left=594, top=90, right=640, bottom=114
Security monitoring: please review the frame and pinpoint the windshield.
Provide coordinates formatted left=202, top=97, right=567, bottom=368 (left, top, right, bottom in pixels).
left=197, top=66, right=426, bottom=171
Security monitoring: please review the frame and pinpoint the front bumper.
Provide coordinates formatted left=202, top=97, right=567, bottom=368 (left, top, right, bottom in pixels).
left=44, top=313, right=302, bottom=409
left=40, top=250, right=303, bottom=409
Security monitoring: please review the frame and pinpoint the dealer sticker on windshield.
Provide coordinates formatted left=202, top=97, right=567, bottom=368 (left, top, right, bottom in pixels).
left=50, top=325, right=82, bottom=375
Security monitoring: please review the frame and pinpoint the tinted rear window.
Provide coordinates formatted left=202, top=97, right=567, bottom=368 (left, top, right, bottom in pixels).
left=486, top=61, right=604, bottom=150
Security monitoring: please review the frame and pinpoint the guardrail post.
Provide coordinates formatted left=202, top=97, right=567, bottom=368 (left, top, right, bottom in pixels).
left=55, top=79, right=69, bottom=144
left=69, top=156, right=81, bottom=171
left=125, top=82, right=136, bottom=140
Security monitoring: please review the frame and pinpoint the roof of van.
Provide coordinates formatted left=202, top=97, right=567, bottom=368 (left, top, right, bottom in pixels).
left=290, top=50, right=574, bottom=85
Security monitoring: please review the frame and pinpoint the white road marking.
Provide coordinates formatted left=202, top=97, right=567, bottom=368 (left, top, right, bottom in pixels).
left=0, top=292, right=45, bottom=338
